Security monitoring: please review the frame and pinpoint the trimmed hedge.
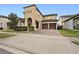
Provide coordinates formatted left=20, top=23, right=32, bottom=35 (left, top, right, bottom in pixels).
left=14, top=26, right=27, bottom=31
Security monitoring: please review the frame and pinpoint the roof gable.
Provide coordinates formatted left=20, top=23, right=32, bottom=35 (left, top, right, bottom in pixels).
left=64, top=14, right=79, bottom=22
left=24, top=4, right=43, bottom=17
left=24, top=4, right=57, bottom=17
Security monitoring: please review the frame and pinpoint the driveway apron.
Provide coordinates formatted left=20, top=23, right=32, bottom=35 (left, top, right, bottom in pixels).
left=0, top=30, right=79, bottom=54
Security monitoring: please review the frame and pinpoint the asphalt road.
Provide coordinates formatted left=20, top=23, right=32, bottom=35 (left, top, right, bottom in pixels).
left=0, top=48, right=12, bottom=54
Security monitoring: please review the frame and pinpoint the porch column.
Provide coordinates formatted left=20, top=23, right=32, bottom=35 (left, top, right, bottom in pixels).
left=56, top=23, right=57, bottom=30
left=48, top=23, right=49, bottom=30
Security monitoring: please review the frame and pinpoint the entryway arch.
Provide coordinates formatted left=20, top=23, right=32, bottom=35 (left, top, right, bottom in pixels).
left=27, top=18, right=32, bottom=26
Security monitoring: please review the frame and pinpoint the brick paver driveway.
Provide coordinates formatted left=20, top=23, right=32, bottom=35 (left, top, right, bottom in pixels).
left=0, top=30, right=79, bottom=54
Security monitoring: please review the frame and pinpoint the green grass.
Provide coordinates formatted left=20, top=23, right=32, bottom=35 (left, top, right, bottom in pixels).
left=0, top=33, right=15, bottom=38
left=59, top=29, right=79, bottom=37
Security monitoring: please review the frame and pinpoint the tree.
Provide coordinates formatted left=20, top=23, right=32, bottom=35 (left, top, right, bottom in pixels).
left=7, top=13, right=18, bottom=29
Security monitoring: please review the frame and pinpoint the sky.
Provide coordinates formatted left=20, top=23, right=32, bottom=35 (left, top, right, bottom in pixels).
left=0, top=4, right=79, bottom=18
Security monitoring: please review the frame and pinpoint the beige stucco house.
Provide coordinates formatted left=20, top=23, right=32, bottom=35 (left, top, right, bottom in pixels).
left=23, top=4, right=58, bottom=30
left=0, top=15, right=10, bottom=30
left=0, top=4, right=78, bottom=31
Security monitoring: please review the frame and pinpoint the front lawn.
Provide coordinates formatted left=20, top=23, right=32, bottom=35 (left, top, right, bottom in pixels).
left=59, top=29, right=79, bottom=37
left=0, top=33, right=15, bottom=38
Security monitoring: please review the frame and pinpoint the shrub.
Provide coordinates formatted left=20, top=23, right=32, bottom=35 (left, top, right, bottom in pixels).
left=14, top=26, right=27, bottom=31
left=7, top=22, right=15, bottom=29
left=30, top=26, right=34, bottom=31
left=3, top=29, right=14, bottom=32
left=57, top=25, right=62, bottom=30
left=28, top=26, right=34, bottom=31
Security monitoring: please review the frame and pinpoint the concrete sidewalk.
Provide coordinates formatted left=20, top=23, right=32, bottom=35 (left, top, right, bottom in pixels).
left=0, top=48, right=12, bottom=54
left=0, top=43, right=29, bottom=54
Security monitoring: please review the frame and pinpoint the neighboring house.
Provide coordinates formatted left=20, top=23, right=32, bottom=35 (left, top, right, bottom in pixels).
left=0, top=15, right=10, bottom=30
left=18, top=18, right=25, bottom=26
left=23, top=4, right=58, bottom=30
left=63, top=14, right=79, bottom=30
left=58, top=15, right=75, bottom=26
left=0, top=15, right=25, bottom=30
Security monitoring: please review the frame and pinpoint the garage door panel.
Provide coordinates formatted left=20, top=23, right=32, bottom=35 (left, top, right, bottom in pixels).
left=42, top=23, right=48, bottom=29
left=49, top=23, right=56, bottom=29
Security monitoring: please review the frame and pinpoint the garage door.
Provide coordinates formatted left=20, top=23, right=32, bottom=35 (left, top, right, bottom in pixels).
left=49, top=23, right=56, bottom=29
left=42, top=23, right=48, bottom=29
left=42, top=23, right=56, bottom=29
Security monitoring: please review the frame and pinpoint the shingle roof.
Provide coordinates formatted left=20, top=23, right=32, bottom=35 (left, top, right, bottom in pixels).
left=24, top=4, right=57, bottom=17
left=41, top=19, right=58, bottom=22
left=0, top=15, right=25, bottom=23
left=64, top=14, right=79, bottom=22
left=18, top=18, right=25, bottom=23
left=60, top=15, right=75, bottom=17
left=23, top=4, right=35, bottom=9
left=0, top=15, right=8, bottom=18
left=43, top=14, right=57, bottom=17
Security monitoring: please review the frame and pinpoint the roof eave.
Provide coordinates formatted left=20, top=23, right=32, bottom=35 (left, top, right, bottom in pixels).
left=43, top=14, right=57, bottom=17
left=23, top=4, right=36, bottom=9
left=64, top=14, right=79, bottom=22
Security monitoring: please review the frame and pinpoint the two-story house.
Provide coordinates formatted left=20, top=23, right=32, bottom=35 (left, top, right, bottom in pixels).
left=23, top=4, right=58, bottom=30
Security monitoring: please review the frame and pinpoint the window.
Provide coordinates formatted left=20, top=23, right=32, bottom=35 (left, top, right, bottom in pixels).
left=1, top=22, right=2, bottom=27
left=77, top=20, right=79, bottom=29
left=0, top=22, right=3, bottom=30
left=35, top=20, right=39, bottom=28
left=74, top=19, right=79, bottom=29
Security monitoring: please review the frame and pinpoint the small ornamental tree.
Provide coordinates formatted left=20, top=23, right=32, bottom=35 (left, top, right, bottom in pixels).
left=7, top=13, right=18, bottom=29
